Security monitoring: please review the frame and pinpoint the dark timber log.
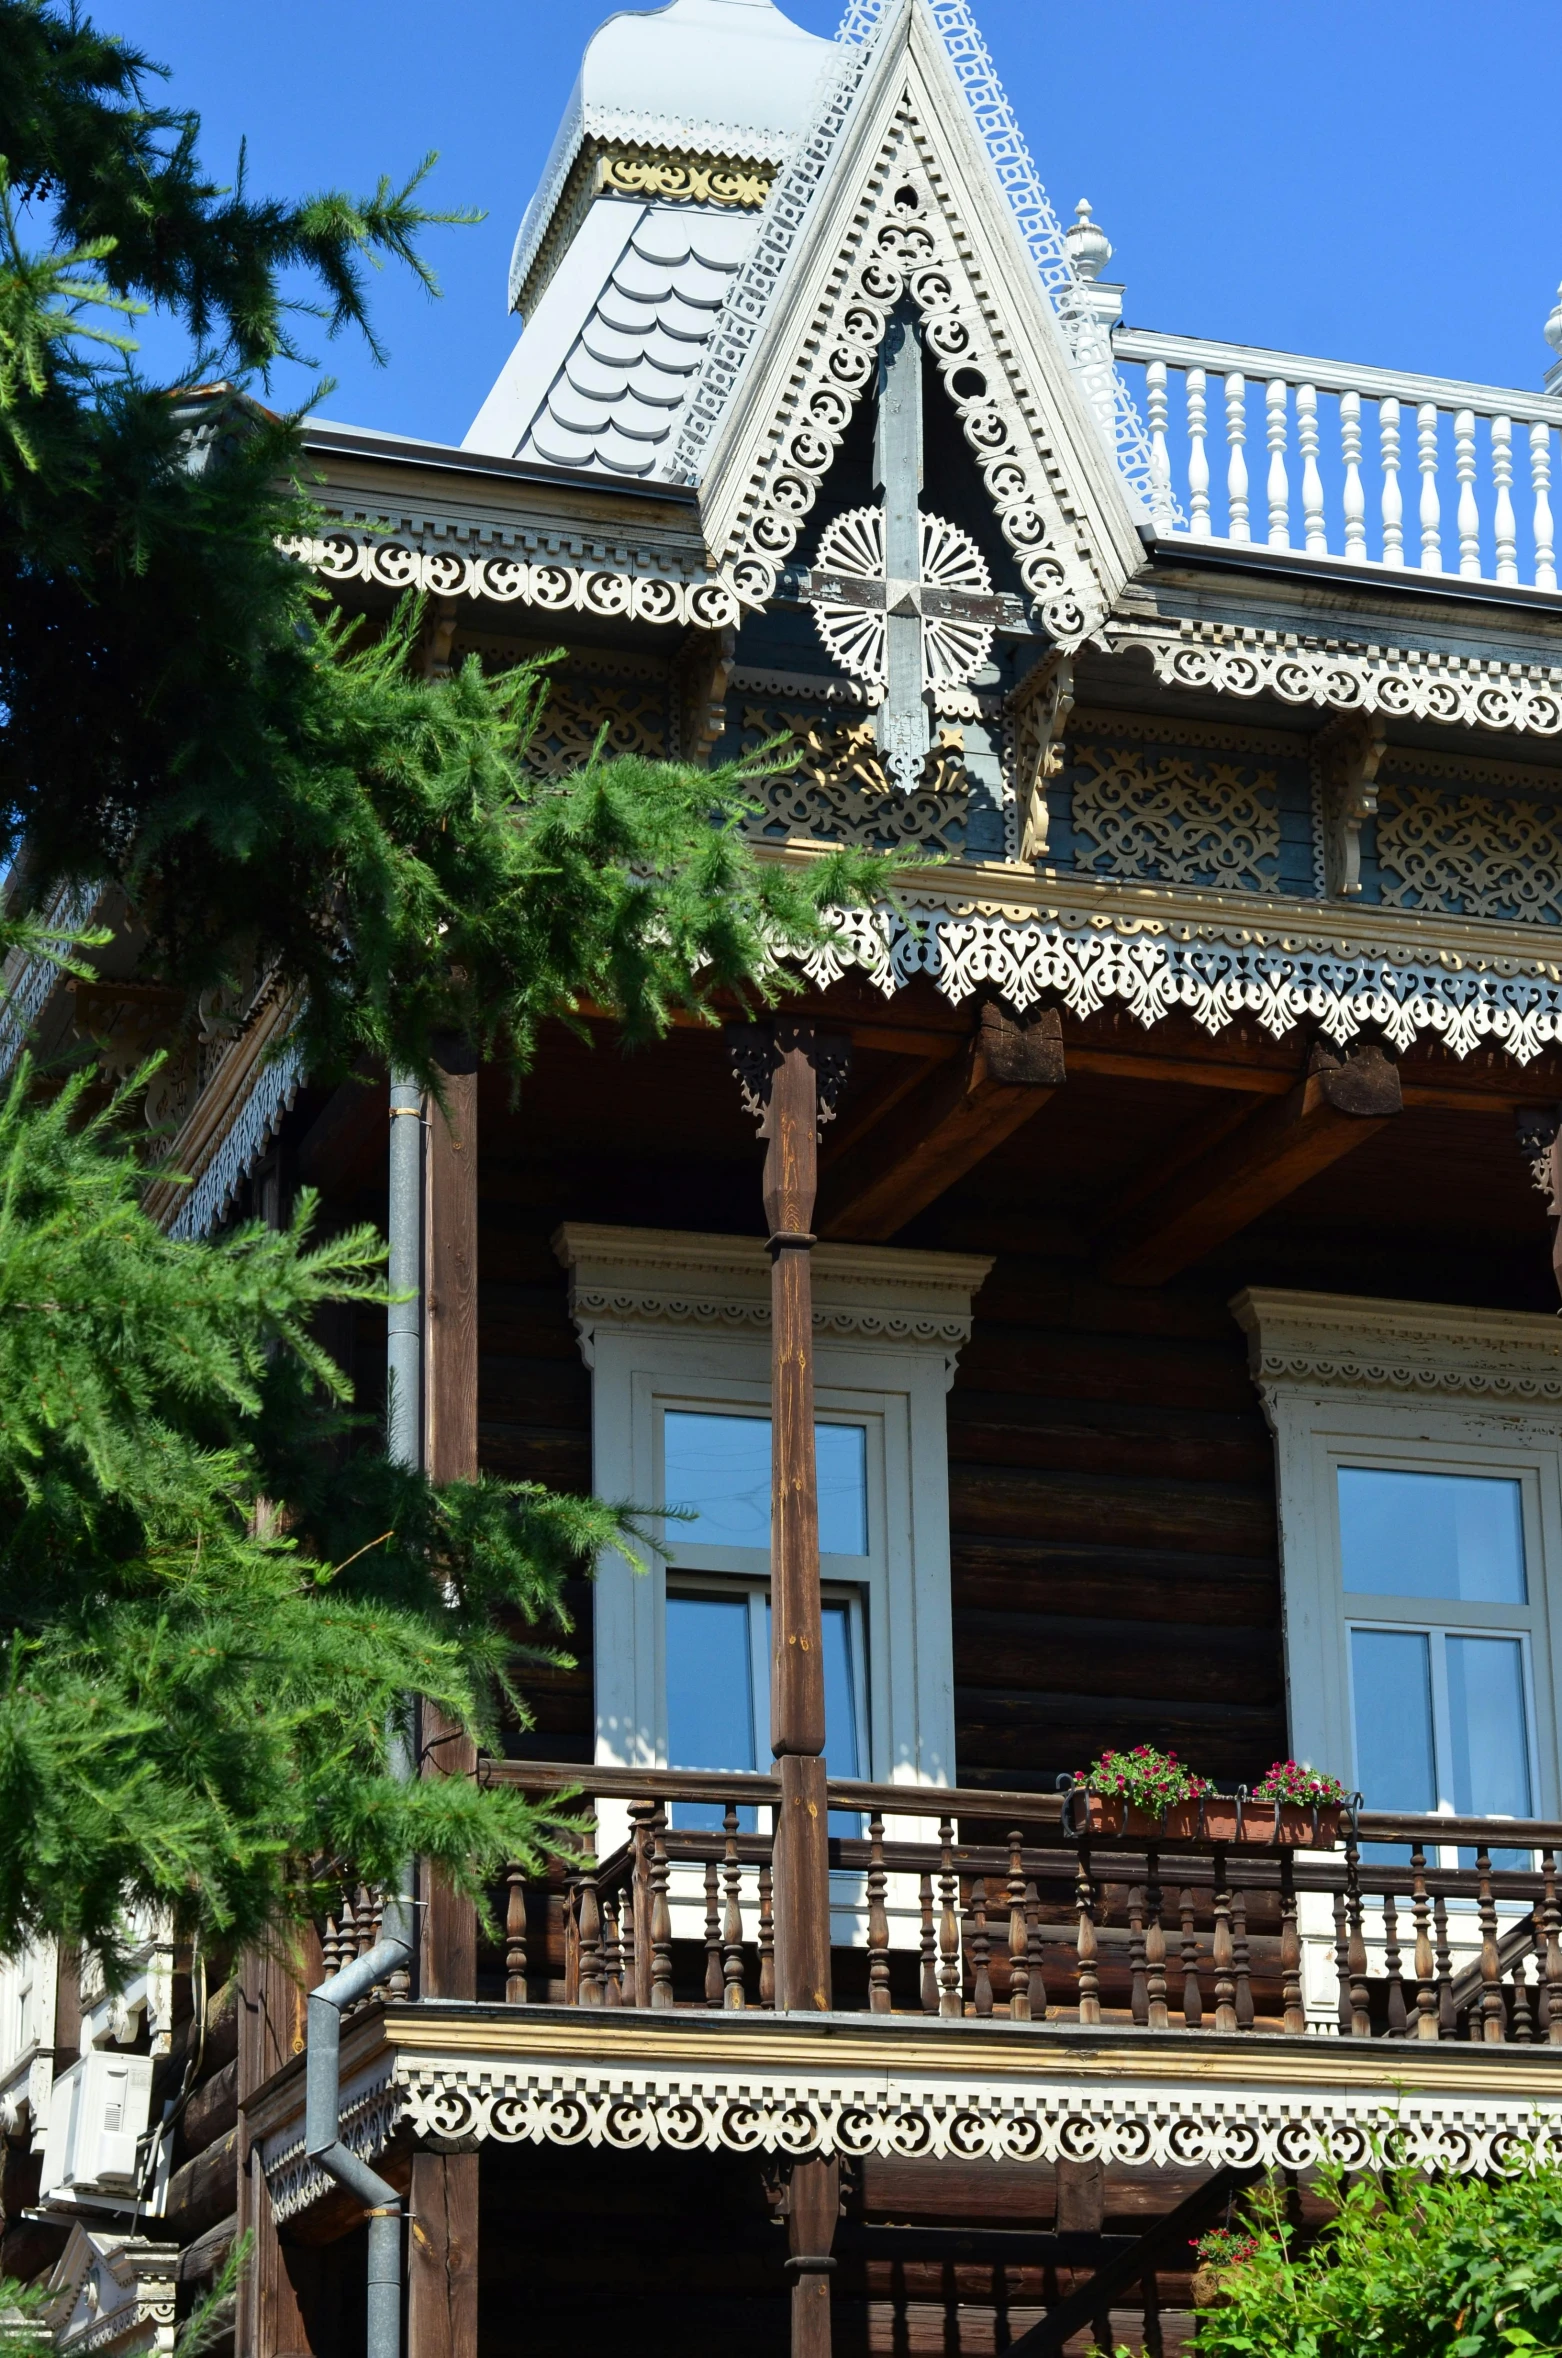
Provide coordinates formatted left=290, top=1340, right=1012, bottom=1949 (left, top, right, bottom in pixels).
left=818, top=1003, right=1063, bottom=1241
left=1100, top=1040, right=1403, bottom=1286
left=413, top=1046, right=480, bottom=2358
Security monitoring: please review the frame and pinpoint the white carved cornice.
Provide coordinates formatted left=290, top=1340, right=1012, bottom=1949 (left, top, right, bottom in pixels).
left=553, top=1224, right=993, bottom=1367
left=1232, top=1287, right=1562, bottom=1409
left=281, top=524, right=740, bottom=633
left=389, top=2023, right=1562, bottom=2179
left=1109, top=615, right=1562, bottom=738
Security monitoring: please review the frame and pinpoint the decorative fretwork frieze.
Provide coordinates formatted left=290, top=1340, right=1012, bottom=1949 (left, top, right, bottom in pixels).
left=738, top=705, right=972, bottom=852
left=1376, top=782, right=1562, bottom=924
left=599, top=150, right=772, bottom=209
left=281, top=527, right=740, bottom=632
left=392, top=2049, right=1562, bottom=2180
left=524, top=682, right=668, bottom=781
left=1112, top=618, right=1562, bottom=738
left=1067, top=744, right=1280, bottom=892
left=799, top=892, right=1562, bottom=1064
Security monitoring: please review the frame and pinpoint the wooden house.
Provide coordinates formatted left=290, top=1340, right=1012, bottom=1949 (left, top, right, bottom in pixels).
left=7, top=0, right=1562, bottom=2348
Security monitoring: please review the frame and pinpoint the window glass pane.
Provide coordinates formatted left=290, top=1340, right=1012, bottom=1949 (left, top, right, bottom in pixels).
left=818, top=1424, right=868, bottom=1557
left=1447, top=1636, right=1532, bottom=1821
left=1351, top=1628, right=1436, bottom=1811
left=664, top=1413, right=771, bottom=1548
left=1338, top=1468, right=1526, bottom=1603
left=663, top=1412, right=869, bottom=1555
left=821, top=1604, right=860, bottom=1780
left=667, top=1595, right=755, bottom=1831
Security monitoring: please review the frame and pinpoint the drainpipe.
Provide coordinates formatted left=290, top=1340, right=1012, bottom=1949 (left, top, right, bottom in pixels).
left=300, top=1067, right=423, bottom=2358
left=304, top=1901, right=413, bottom=2358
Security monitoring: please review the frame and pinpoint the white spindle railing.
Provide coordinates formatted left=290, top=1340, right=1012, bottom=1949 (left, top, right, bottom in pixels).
left=1114, top=329, right=1562, bottom=594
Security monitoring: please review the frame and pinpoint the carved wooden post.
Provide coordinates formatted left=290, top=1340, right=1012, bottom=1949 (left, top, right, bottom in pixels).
left=729, top=1021, right=849, bottom=2358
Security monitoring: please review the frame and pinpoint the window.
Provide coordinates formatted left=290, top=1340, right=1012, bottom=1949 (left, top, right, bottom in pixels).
left=1234, top=1289, right=1562, bottom=1847
left=1340, top=1467, right=1537, bottom=1863
left=556, top=1223, right=992, bottom=1835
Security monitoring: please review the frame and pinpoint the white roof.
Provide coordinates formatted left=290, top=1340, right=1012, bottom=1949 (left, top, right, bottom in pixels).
left=468, top=200, right=756, bottom=474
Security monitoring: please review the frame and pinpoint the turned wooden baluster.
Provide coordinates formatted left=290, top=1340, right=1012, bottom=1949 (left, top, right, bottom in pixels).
left=603, top=1893, right=623, bottom=2007
left=504, top=1863, right=528, bottom=2004
left=1180, top=1888, right=1202, bottom=2028
left=1345, top=1843, right=1371, bottom=2037
left=1511, top=1954, right=1535, bottom=2044
left=1232, top=1887, right=1254, bottom=2031
left=629, top=1801, right=654, bottom=2008
left=867, top=1813, right=891, bottom=2015
left=758, top=1861, right=776, bottom=2010
left=1542, top=1850, right=1562, bottom=2043
left=969, top=1879, right=993, bottom=2017
left=1006, top=1832, right=1030, bottom=2023
left=1075, top=1849, right=1101, bottom=2027
left=1145, top=1847, right=1168, bottom=2032
left=1477, top=1849, right=1505, bottom=2042
left=704, top=1857, right=723, bottom=2006
left=918, top=1872, right=938, bottom=2014
left=577, top=1868, right=605, bottom=2008
left=1382, top=1884, right=1406, bottom=2036
left=1411, top=1849, right=1437, bottom=2040
left=1279, top=1851, right=1305, bottom=2036
left=1434, top=1893, right=1456, bottom=2038
left=1127, top=1887, right=1149, bottom=2026
left=723, top=1807, right=747, bottom=2010
left=938, top=1820, right=962, bottom=2018
left=1026, top=1877, right=1046, bottom=2017
left=649, top=1806, right=674, bottom=2009
left=320, top=1905, right=343, bottom=1980
left=1212, top=1856, right=1237, bottom=2034
left=1332, top=1888, right=1352, bottom=2035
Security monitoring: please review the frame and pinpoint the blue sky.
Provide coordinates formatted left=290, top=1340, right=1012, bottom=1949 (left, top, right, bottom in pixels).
left=100, top=0, right=1562, bottom=448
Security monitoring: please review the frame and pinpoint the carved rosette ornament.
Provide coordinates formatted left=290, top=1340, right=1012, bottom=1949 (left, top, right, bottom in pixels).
left=810, top=506, right=996, bottom=701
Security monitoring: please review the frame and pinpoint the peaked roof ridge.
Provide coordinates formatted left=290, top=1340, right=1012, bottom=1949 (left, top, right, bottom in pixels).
left=672, top=0, right=1158, bottom=506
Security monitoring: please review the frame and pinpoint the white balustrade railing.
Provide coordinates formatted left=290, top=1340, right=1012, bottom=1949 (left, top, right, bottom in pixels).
left=1113, top=328, right=1562, bottom=594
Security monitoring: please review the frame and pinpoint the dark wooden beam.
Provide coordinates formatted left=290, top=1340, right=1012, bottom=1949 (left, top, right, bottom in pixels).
left=1099, top=1042, right=1403, bottom=1287
left=818, top=1004, right=1064, bottom=1241
left=1002, top=2164, right=1262, bottom=2357
left=410, top=1053, right=480, bottom=2358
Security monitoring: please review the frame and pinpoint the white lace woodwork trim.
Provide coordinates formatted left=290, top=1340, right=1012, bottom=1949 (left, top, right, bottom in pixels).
left=1376, top=784, right=1562, bottom=924
left=811, top=505, right=996, bottom=690
left=731, top=664, right=874, bottom=705
left=704, top=145, right=1111, bottom=645
left=1113, top=619, right=1562, bottom=736
left=164, top=1034, right=305, bottom=1242
left=391, top=2053, right=1562, bottom=2179
left=0, top=887, right=100, bottom=1079
left=800, top=895, right=1562, bottom=1064
left=1068, top=747, right=1281, bottom=893
left=279, top=528, right=741, bottom=632
left=265, top=2069, right=401, bottom=2224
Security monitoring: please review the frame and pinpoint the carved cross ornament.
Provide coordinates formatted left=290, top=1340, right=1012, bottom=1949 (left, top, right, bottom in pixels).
left=804, top=307, right=1016, bottom=790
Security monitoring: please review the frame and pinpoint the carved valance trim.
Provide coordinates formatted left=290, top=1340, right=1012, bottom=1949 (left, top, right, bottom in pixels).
left=553, top=1224, right=993, bottom=1354
left=1232, top=1287, right=1562, bottom=1408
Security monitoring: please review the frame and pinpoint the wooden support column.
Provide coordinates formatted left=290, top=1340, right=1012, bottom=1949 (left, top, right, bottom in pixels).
left=1099, top=1039, right=1402, bottom=1286
left=1003, top=2163, right=1262, bottom=2356
left=730, top=1021, right=850, bottom=2358
left=818, top=1003, right=1064, bottom=1242
left=412, top=1044, right=480, bottom=2358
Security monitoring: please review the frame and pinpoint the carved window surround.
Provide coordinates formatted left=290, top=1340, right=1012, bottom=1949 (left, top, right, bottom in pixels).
left=1233, top=1285, right=1562, bottom=1805
left=553, top=1223, right=990, bottom=1837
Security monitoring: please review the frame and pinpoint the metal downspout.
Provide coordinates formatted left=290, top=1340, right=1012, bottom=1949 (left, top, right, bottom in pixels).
left=300, top=1066, right=423, bottom=2358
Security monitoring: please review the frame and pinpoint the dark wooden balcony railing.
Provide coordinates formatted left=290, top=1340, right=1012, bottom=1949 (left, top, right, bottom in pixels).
left=455, top=1762, right=1562, bottom=2047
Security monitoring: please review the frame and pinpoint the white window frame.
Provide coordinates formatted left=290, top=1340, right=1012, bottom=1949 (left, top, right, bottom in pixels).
left=1234, top=1287, right=1562, bottom=1827
left=556, top=1225, right=992, bottom=1834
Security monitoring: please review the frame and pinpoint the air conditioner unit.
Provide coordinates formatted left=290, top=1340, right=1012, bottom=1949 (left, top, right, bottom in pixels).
left=39, top=2051, right=154, bottom=2207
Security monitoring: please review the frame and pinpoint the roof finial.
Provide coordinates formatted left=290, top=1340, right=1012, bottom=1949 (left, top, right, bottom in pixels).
left=1065, top=198, right=1113, bottom=285
left=1545, top=279, right=1562, bottom=394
